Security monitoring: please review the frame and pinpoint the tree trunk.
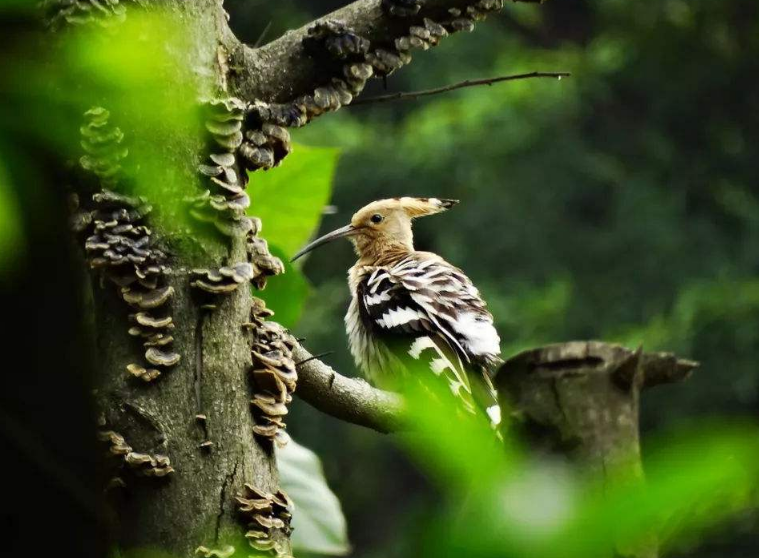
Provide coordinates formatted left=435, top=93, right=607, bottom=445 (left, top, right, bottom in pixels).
left=74, top=1, right=284, bottom=556
left=495, top=341, right=696, bottom=558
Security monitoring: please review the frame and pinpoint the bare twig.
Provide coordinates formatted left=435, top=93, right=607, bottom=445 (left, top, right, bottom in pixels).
left=252, top=20, right=271, bottom=49
left=293, top=344, right=407, bottom=434
left=296, top=351, right=334, bottom=367
left=350, top=71, right=571, bottom=106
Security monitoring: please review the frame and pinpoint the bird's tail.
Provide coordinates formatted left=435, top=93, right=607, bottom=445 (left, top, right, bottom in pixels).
left=471, top=367, right=502, bottom=429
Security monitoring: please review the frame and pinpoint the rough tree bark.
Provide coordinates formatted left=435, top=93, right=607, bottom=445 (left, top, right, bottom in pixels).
left=76, top=2, right=280, bottom=556
left=49, top=0, right=531, bottom=557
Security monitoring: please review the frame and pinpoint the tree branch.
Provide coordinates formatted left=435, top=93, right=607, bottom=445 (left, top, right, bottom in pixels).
left=350, top=71, right=571, bottom=105
left=293, top=344, right=407, bottom=434
left=226, top=0, right=519, bottom=105
left=292, top=340, right=696, bottom=437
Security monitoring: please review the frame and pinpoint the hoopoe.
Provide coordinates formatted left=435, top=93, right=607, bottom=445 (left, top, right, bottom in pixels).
left=292, top=197, right=502, bottom=425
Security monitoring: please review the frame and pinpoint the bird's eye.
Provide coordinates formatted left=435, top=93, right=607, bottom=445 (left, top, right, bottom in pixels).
left=370, top=214, right=383, bottom=224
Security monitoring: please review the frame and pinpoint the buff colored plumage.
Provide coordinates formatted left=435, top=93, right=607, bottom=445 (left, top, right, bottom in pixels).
left=293, top=197, right=501, bottom=424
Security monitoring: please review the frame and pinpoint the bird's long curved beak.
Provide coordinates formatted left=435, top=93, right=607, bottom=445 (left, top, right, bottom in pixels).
left=291, top=224, right=358, bottom=262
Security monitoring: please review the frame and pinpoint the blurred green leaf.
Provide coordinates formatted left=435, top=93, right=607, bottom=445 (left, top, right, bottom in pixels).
left=277, top=440, right=350, bottom=556
left=255, top=244, right=311, bottom=329
left=0, top=156, right=24, bottom=273
left=398, top=368, right=518, bottom=496
left=1, top=8, right=202, bottom=236
left=412, top=418, right=759, bottom=558
left=247, top=143, right=340, bottom=258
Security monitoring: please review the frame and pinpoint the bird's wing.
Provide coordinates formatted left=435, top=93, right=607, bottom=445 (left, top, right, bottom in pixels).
left=357, top=253, right=501, bottom=417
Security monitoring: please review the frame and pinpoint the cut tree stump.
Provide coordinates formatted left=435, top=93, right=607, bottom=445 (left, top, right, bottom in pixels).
left=495, top=341, right=697, bottom=558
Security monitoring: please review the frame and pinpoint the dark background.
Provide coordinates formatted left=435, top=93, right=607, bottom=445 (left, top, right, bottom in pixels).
left=228, top=1, right=759, bottom=557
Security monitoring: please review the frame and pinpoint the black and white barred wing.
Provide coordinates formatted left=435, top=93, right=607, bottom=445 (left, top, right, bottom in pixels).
left=357, top=254, right=502, bottom=417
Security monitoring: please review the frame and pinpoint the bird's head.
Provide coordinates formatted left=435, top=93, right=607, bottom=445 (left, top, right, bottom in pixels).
left=292, top=197, right=458, bottom=262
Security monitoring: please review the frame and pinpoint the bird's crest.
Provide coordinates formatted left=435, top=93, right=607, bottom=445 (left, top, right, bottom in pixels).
left=352, top=197, right=458, bottom=223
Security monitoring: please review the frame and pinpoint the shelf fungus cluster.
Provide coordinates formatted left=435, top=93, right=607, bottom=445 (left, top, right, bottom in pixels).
left=73, top=107, right=179, bottom=380
left=245, top=0, right=503, bottom=131
left=191, top=98, right=285, bottom=289
left=43, top=0, right=128, bottom=29
left=246, top=219, right=285, bottom=290
left=195, top=546, right=235, bottom=558
left=236, top=483, right=293, bottom=557
left=80, top=107, right=128, bottom=188
left=246, top=301, right=296, bottom=447
left=194, top=98, right=289, bottom=231
left=190, top=262, right=255, bottom=296
left=192, top=98, right=251, bottom=237
left=383, top=0, right=423, bottom=18
left=98, top=430, right=174, bottom=484
left=238, top=122, right=292, bottom=174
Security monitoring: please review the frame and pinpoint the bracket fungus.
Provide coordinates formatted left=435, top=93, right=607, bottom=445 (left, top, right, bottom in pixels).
left=382, top=0, right=424, bottom=18
left=247, top=228, right=285, bottom=290
left=43, top=0, right=128, bottom=29
left=192, top=98, right=286, bottom=290
left=190, top=263, right=255, bottom=296
left=192, top=98, right=252, bottom=236
left=145, top=347, right=182, bottom=367
left=73, top=107, right=180, bottom=377
left=235, top=483, right=293, bottom=557
left=238, top=122, right=292, bottom=173
left=98, top=429, right=174, bottom=484
left=304, top=20, right=371, bottom=60
left=247, top=305, right=297, bottom=448
left=243, top=297, right=275, bottom=331
left=126, top=363, right=161, bottom=383
left=195, top=546, right=235, bottom=558
left=79, top=107, right=129, bottom=188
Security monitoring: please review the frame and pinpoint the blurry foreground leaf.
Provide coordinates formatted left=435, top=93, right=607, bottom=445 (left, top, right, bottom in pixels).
left=247, top=143, right=340, bottom=258
left=64, top=12, right=203, bottom=232
left=1, top=7, right=202, bottom=237
left=572, top=423, right=759, bottom=557
left=409, top=414, right=759, bottom=558
left=398, top=367, right=519, bottom=495
left=277, top=440, right=350, bottom=556
left=0, top=155, right=24, bottom=273
left=255, top=244, right=311, bottom=328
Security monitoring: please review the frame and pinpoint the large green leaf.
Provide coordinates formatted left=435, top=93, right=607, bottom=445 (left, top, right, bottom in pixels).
left=277, top=440, right=350, bottom=556
left=247, top=143, right=340, bottom=258
left=254, top=244, right=310, bottom=329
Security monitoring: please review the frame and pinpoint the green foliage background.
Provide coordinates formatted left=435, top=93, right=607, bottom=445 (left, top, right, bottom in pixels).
left=226, top=0, right=759, bottom=556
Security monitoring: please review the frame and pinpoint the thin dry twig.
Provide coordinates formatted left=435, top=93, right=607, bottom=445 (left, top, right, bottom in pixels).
left=350, top=71, right=571, bottom=106
left=296, top=351, right=334, bottom=367
left=252, top=20, right=272, bottom=48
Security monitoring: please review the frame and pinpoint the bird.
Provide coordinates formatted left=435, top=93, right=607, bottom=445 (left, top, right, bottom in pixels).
left=292, top=197, right=502, bottom=425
